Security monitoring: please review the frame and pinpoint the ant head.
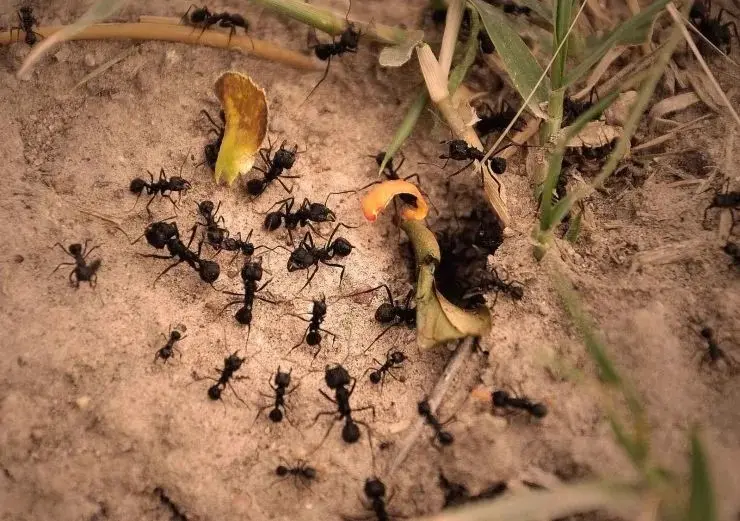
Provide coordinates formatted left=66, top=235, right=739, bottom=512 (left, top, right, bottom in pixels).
left=129, top=178, right=147, bottom=194
left=369, top=371, right=381, bottom=384
left=331, top=237, right=353, bottom=257
left=312, top=297, right=328, bottom=315
left=389, top=351, right=406, bottom=364
left=275, top=369, right=292, bottom=387
left=306, top=331, right=321, bottom=346
left=340, top=25, right=360, bottom=50
left=225, top=352, right=245, bottom=371
left=68, top=243, right=83, bottom=255
left=364, top=478, right=386, bottom=499
left=510, top=285, right=524, bottom=300
left=489, top=157, right=507, bottom=175
left=304, top=467, right=317, bottom=479
left=247, top=179, right=266, bottom=196
left=235, top=307, right=253, bottom=325
left=241, top=261, right=263, bottom=282
left=146, top=221, right=178, bottom=249
left=269, top=408, right=284, bottom=422
left=288, top=247, right=313, bottom=271
left=191, top=7, right=209, bottom=23
left=531, top=403, right=548, bottom=418
left=341, top=422, right=361, bottom=443
left=222, top=237, right=237, bottom=250
left=199, top=260, right=221, bottom=283
left=264, top=212, right=283, bottom=231
left=199, top=200, right=215, bottom=215
left=325, top=364, right=351, bottom=389
left=275, top=465, right=288, bottom=476
left=242, top=243, right=255, bottom=255
left=171, top=177, right=191, bottom=191
left=274, top=145, right=297, bottom=169
left=701, top=327, right=714, bottom=339
left=492, top=390, right=509, bottom=407
left=207, top=385, right=222, bottom=401
left=417, top=400, right=432, bottom=416
left=170, top=330, right=182, bottom=341
left=438, top=431, right=455, bottom=445
left=308, top=203, right=336, bottom=223
left=447, top=139, right=470, bottom=160
left=375, top=303, right=397, bottom=323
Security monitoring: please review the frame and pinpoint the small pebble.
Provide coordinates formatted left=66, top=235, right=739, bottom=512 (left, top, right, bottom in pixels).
left=84, top=54, right=96, bottom=68
left=75, top=396, right=91, bottom=409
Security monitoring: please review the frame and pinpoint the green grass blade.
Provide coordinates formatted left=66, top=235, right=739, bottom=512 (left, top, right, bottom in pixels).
left=552, top=0, right=573, bottom=89
left=687, top=430, right=717, bottom=521
left=518, top=0, right=554, bottom=23
left=378, top=89, right=428, bottom=174
left=563, top=0, right=671, bottom=86
left=470, top=0, right=550, bottom=114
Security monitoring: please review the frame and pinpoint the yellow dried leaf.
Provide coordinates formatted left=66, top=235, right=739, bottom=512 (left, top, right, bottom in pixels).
left=214, top=71, right=268, bottom=186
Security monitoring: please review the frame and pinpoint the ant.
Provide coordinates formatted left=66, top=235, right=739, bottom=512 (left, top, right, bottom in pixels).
left=182, top=5, right=249, bottom=45
left=153, top=487, right=188, bottom=521
left=562, top=89, right=600, bottom=126
left=703, top=181, right=739, bottom=234
left=220, top=230, right=262, bottom=262
left=365, top=348, right=407, bottom=387
left=197, top=351, right=248, bottom=405
left=198, top=110, right=224, bottom=172
left=313, top=364, right=375, bottom=445
left=275, top=459, right=317, bottom=489
left=254, top=367, right=298, bottom=424
left=463, top=267, right=525, bottom=305
left=11, top=7, right=42, bottom=46
left=689, top=0, right=739, bottom=54
left=440, top=139, right=509, bottom=180
left=129, top=167, right=192, bottom=215
left=287, top=296, right=336, bottom=359
left=698, top=327, right=737, bottom=369
left=305, top=3, right=361, bottom=102
left=439, top=474, right=508, bottom=509
left=343, top=284, right=415, bottom=352
left=724, top=241, right=740, bottom=267
left=501, top=1, right=532, bottom=15
left=284, top=224, right=354, bottom=291
left=492, top=389, right=548, bottom=419
left=154, top=326, right=187, bottom=363
left=474, top=102, right=523, bottom=138
left=418, top=398, right=454, bottom=446
left=343, top=478, right=399, bottom=521
left=247, top=139, right=300, bottom=196
left=263, top=195, right=337, bottom=244
left=196, top=200, right=229, bottom=249
left=52, top=240, right=102, bottom=288
left=139, top=222, right=220, bottom=286
left=221, top=258, right=277, bottom=328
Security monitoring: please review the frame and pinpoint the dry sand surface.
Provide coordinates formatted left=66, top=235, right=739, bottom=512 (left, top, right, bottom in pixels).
left=1, top=1, right=739, bottom=520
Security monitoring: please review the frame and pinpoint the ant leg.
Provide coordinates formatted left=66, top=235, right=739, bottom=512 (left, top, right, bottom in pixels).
left=51, top=262, right=75, bottom=275
left=446, top=160, right=475, bottom=180
left=299, top=265, right=320, bottom=293
left=302, top=55, right=333, bottom=105
left=286, top=326, right=310, bottom=355
left=325, top=222, right=357, bottom=245
left=321, top=261, right=346, bottom=287
left=251, top=404, right=273, bottom=426
left=276, top=177, right=294, bottom=194
left=83, top=244, right=100, bottom=259
left=363, top=324, right=398, bottom=354
left=152, top=261, right=184, bottom=287
left=53, top=242, right=72, bottom=257
left=145, top=195, right=158, bottom=216
left=226, top=382, right=249, bottom=406
left=339, top=284, right=390, bottom=301
left=260, top=197, right=294, bottom=215
left=219, top=300, right=243, bottom=315
left=165, top=195, right=179, bottom=210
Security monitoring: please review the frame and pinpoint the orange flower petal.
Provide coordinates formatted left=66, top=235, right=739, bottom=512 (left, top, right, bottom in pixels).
left=361, top=180, right=428, bottom=222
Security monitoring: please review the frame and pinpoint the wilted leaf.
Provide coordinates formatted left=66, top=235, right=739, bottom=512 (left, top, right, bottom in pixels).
left=565, top=121, right=621, bottom=148
left=470, top=0, right=549, bottom=117
left=400, top=220, right=491, bottom=349
left=214, top=71, right=268, bottom=186
left=647, top=92, right=700, bottom=123
left=378, top=29, right=425, bottom=67
left=361, top=180, right=429, bottom=222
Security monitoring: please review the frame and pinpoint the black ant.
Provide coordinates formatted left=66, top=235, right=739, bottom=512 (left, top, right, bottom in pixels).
left=474, top=102, right=523, bottom=138
left=724, top=241, right=740, bottom=267
left=139, top=222, right=220, bottom=286
left=263, top=195, right=337, bottom=244
left=703, top=181, right=739, bottom=234
left=418, top=398, right=454, bottom=446
left=313, top=364, right=375, bottom=445
left=283, top=224, right=354, bottom=291
left=153, top=487, right=188, bottom=521
left=52, top=240, right=102, bottom=288
left=287, top=296, right=336, bottom=359
left=439, top=474, right=508, bottom=509
left=562, top=89, right=600, bottom=126
left=182, top=5, right=249, bottom=45
left=343, top=284, right=415, bottom=352
left=365, top=348, right=407, bottom=387
left=129, top=168, right=192, bottom=215
left=344, top=478, right=399, bottom=521
left=196, top=200, right=229, bottom=249
left=689, top=0, right=739, bottom=54
left=254, top=367, right=298, bottom=424
left=501, top=1, right=532, bottom=15
left=154, top=326, right=187, bottom=363
left=221, top=258, right=277, bottom=328
left=492, top=389, right=548, bottom=419
left=275, top=459, right=317, bottom=489
left=247, top=139, right=300, bottom=196
left=11, top=7, right=42, bottom=46
left=198, top=110, right=224, bottom=172
left=305, top=3, right=361, bottom=102
left=197, top=351, right=248, bottom=405
left=440, top=140, right=509, bottom=180
left=463, top=267, right=525, bottom=305
left=698, top=327, right=737, bottom=369
left=220, top=230, right=261, bottom=261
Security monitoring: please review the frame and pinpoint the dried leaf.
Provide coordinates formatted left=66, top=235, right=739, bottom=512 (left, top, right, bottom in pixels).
left=565, top=121, right=621, bottom=148
left=361, top=180, right=429, bottom=222
left=378, top=29, right=424, bottom=67
left=604, top=91, right=638, bottom=126
left=214, top=71, right=268, bottom=186
left=647, top=92, right=700, bottom=123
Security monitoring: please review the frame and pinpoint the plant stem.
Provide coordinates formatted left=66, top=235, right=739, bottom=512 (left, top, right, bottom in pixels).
left=0, top=23, right=321, bottom=71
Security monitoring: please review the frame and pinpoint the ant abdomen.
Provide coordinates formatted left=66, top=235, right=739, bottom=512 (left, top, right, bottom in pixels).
left=375, top=303, right=396, bottom=323
left=342, top=422, right=361, bottom=443
left=208, top=385, right=222, bottom=400
left=264, top=213, right=283, bottom=230
left=247, top=179, right=266, bottom=195
left=199, top=260, right=221, bottom=283
left=130, top=178, right=148, bottom=194
left=332, top=237, right=353, bottom=256
left=306, top=331, right=321, bottom=345
left=235, top=307, right=253, bottom=325
left=369, top=371, right=382, bottom=384
left=269, top=408, right=284, bottom=422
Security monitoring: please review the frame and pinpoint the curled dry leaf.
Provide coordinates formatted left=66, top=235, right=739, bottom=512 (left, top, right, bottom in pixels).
left=604, top=91, right=637, bottom=127
left=647, top=92, right=700, bottom=124
left=565, top=121, right=621, bottom=148
left=214, top=71, right=268, bottom=186
left=378, top=29, right=424, bottom=67
left=400, top=220, right=491, bottom=350
left=361, top=180, right=429, bottom=222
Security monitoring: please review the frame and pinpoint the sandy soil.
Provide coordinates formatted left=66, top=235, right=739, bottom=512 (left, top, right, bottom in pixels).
left=1, top=1, right=739, bottom=521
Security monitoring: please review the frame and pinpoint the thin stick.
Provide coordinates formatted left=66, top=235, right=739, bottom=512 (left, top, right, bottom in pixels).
left=0, top=23, right=322, bottom=71
left=666, top=3, right=740, bottom=128
left=385, top=336, right=475, bottom=478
